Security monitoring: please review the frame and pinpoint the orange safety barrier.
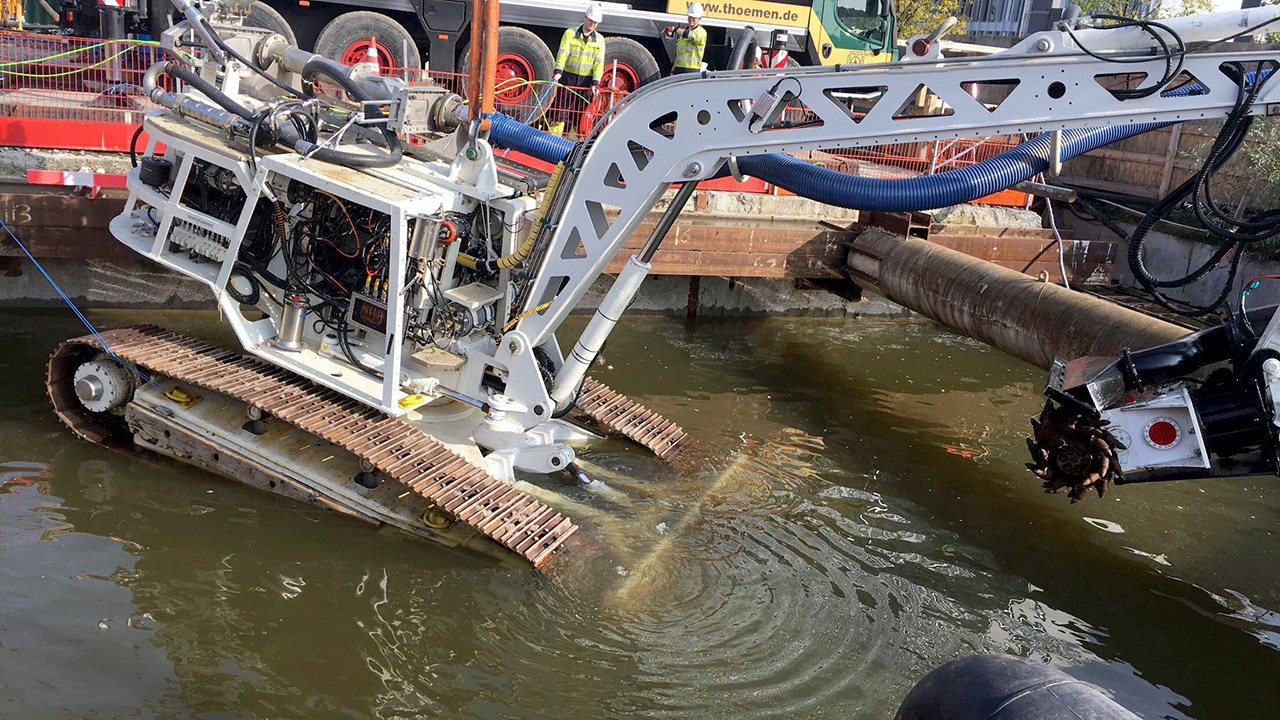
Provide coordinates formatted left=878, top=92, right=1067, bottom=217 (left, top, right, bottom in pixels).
left=0, top=30, right=180, bottom=149
left=0, top=28, right=1029, bottom=205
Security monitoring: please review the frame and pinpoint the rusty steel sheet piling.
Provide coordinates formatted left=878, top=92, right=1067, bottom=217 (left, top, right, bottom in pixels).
left=847, top=228, right=1189, bottom=370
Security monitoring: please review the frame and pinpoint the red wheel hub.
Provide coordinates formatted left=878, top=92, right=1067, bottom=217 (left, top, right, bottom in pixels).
left=601, top=62, right=639, bottom=93
left=340, top=38, right=396, bottom=74
left=494, top=52, right=535, bottom=104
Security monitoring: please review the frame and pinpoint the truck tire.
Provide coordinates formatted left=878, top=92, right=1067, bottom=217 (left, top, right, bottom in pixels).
left=245, top=2, right=297, bottom=46
left=146, top=0, right=180, bottom=36
left=602, top=37, right=659, bottom=92
left=314, top=11, right=422, bottom=71
left=459, top=27, right=554, bottom=115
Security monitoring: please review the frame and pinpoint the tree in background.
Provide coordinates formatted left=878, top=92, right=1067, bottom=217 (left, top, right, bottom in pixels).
left=1241, top=0, right=1280, bottom=212
left=893, top=0, right=967, bottom=37
left=1065, top=0, right=1212, bottom=19
left=891, top=0, right=1219, bottom=39
left=1265, top=0, right=1280, bottom=43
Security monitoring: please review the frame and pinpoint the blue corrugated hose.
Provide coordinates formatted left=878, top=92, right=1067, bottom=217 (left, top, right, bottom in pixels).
left=484, top=112, right=1170, bottom=212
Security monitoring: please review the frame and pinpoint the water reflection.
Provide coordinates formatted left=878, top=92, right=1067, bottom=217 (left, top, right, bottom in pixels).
left=1, top=312, right=1278, bottom=717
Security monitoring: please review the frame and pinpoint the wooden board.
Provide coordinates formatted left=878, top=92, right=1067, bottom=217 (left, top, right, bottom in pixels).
left=0, top=186, right=125, bottom=258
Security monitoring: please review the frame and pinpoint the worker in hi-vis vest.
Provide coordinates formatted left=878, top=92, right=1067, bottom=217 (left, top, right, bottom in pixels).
left=550, top=3, right=606, bottom=135
left=663, top=2, right=707, bottom=75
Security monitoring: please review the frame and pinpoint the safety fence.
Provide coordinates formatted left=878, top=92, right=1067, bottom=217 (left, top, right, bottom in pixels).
left=0, top=28, right=1028, bottom=205
left=0, top=30, right=181, bottom=149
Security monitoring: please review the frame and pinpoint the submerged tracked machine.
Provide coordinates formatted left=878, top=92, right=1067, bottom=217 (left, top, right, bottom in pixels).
left=49, top=0, right=1280, bottom=567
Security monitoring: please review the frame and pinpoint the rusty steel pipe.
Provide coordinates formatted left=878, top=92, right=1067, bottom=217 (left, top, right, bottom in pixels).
left=847, top=228, right=1189, bottom=370
left=467, top=0, right=487, bottom=125
left=480, top=0, right=499, bottom=132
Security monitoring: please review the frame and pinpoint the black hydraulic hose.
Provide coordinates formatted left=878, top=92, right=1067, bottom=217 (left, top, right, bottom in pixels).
left=129, top=124, right=144, bottom=167
left=1119, top=304, right=1277, bottom=384
left=1124, top=62, right=1277, bottom=315
left=726, top=27, right=758, bottom=71
left=302, top=55, right=393, bottom=102
left=277, top=56, right=402, bottom=169
left=338, top=321, right=384, bottom=380
left=164, top=62, right=256, bottom=121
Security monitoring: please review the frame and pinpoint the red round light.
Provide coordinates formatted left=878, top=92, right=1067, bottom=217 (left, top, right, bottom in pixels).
left=911, top=39, right=930, bottom=57
left=1147, top=420, right=1179, bottom=448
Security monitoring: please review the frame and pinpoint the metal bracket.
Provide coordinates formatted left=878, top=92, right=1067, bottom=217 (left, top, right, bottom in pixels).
left=748, top=77, right=802, bottom=133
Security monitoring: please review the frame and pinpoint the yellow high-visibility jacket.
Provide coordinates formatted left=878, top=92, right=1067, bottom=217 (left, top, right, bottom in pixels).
left=674, top=25, right=708, bottom=70
left=555, top=26, right=606, bottom=83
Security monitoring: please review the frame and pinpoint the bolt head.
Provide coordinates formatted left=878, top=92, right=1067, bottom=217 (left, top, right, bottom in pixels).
left=683, top=162, right=702, bottom=178
left=508, top=339, right=519, bottom=353
left=1035, top=38, right=1052, bottom=52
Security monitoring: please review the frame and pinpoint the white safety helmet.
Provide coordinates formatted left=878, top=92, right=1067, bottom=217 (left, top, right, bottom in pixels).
left=585, top=3, right=604, bottom=22
left=688, top=2, right=704, bottom=18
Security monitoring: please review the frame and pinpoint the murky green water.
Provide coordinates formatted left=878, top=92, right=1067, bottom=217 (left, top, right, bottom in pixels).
left=3, top=309, right=1280, bottom=718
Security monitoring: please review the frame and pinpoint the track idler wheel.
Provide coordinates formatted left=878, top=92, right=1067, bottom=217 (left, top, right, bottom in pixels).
left=1026, top=400, right=1127, bottom=502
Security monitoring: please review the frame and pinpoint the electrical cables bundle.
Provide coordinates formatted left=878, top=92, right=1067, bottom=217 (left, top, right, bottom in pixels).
left=1116, top=60, right=1280, bottom=317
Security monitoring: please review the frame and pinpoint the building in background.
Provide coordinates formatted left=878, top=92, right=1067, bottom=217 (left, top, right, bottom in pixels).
left=958, top=0, right=1158, bottom=37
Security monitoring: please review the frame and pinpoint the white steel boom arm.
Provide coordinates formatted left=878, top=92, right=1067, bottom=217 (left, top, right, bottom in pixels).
left=508, top=8, right=1280, bottom=413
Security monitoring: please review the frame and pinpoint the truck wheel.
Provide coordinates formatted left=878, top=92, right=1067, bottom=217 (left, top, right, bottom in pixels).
left=245, top=2, right=297, bottom=46
left=602, top=37, right=659, bottom=92
left=146, top=0, right=178, bottom=36
left=314, top=11, right=422, bottom=71
left=459, top=27, right=554, bottom=115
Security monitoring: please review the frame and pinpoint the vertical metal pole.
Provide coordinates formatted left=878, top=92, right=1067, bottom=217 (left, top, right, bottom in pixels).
left=608, top=59, right=618, bottom=112
left=467, top=0, right=486, bottom=123
left=384, top=207, right=408, bottom=410
left=480, top=0, right=499, bottom=133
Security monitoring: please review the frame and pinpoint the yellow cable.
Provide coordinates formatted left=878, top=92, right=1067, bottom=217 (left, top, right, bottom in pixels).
left=0, top=37, right=174, bottom=71
left=503, top=300, right=553, bottom=332
left=458, top=162, right=564, bottom=272
left=0, top=46, right=134, bottom=78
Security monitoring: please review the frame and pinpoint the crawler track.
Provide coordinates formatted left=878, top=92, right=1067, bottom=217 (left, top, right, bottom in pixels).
left=47, top=326, right=578, bottom=568
left=578, top=378, right=688, bottom=459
